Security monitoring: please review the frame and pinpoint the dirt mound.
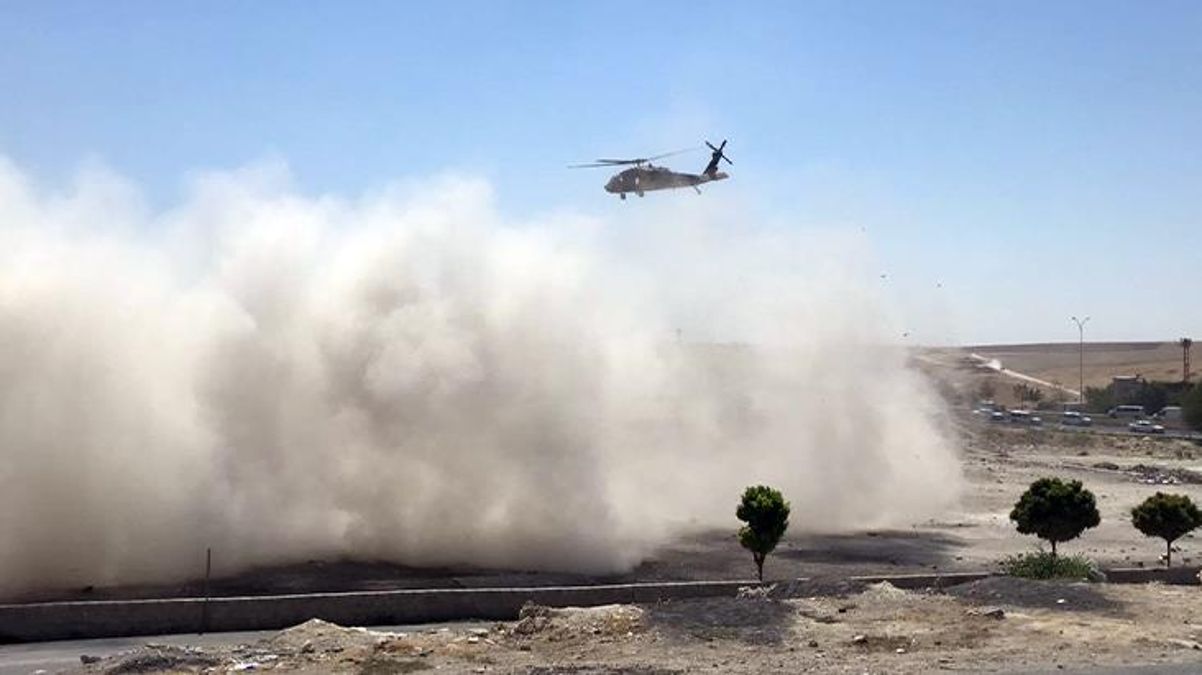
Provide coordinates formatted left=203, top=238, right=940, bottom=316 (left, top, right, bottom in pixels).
left=859, top=581, right=911, bottom=601
left=81, top=645, right=222, bottom=674
left=513, top=603, right=644, bottom=639
left=945, top=576, right=1122, bottom=613
left=266, top=617, right=398, bottom=653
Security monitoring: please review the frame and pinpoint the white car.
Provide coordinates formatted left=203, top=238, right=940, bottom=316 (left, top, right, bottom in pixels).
left=1008, top=410, right=1043, bottom=426
left=1128, top=419, right=1165, bottom=434
left=1061, top=411, right=1093, bottom=427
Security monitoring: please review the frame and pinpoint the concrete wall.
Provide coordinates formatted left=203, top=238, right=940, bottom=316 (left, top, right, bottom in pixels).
left=0, top=580, right=755, bottom=643
left=1102, top=565, right=1201, bottom=585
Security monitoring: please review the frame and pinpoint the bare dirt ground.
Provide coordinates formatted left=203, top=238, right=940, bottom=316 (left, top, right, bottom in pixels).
left=69, top=578, right=1202, bottom=674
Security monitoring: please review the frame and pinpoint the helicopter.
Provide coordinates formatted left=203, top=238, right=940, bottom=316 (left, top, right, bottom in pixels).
left=570, top=140, right=732, bottom=200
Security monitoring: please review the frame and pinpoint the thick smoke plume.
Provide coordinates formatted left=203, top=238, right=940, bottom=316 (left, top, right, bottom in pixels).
left=0, top=158, right=960, bottom=596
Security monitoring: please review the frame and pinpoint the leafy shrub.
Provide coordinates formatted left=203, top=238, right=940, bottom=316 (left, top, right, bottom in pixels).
left=999, top=550, right=1097, bottom=580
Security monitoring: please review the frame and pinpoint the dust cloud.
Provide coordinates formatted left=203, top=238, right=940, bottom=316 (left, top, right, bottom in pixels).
left=0, top=158, right=961, bottom=596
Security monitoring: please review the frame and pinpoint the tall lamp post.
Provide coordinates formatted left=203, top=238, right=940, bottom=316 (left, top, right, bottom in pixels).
left=1071, top=316, right=1090, bottom=403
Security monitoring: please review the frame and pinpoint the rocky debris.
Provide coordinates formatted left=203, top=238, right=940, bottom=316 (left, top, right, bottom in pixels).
left=849, top=633, right=913, bottom=652
left=967, top=607, right=1006, bottom=620
left=58, top=580, right=1202, bottom=674
left=1126, top=464, right=1202, bottom=485
left=859, top=581, right=909, bottom=601
left=266, top=617, right=397, bottom=654
left=513, top=603, right=644, bottom=640
left=79, top=644, right=223, bottom=673
left=735, top=584, right=772, bottom=599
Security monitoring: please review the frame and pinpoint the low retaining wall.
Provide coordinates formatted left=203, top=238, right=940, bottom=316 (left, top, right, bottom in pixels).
left=2, top=566, right=1197, bottom=643
left=0, top=580, right=756, bottom=643
left=1102, top=565, right=1201, bottom=585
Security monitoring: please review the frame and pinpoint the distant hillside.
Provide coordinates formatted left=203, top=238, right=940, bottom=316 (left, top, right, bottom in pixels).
left=958, top=341, right=1192, bottom=391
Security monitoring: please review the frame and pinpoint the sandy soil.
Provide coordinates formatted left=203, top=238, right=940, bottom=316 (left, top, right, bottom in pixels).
left=70, top=578, right=1202, bottom=674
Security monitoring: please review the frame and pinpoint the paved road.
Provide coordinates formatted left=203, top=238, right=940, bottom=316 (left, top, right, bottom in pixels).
left=972, top=414, right=1202, bottom=442
left=0, top=622, right=483, bottom=675
left=967, top=351, right=1082, bottom=399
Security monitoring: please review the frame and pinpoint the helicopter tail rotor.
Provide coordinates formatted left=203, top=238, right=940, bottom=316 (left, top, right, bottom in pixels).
left=703, top=139, right=732, bottom=176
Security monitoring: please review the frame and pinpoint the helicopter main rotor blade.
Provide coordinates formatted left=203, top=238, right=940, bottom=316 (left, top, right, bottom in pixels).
left=569, top=147, right=696, bottom=170
left=568, top=159, right=644, bottom=168
left=646, top=148, right=694, bottom=162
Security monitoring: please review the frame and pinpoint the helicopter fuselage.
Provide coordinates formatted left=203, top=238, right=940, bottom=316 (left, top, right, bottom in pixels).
left=604, top=165, right=729, bottom=198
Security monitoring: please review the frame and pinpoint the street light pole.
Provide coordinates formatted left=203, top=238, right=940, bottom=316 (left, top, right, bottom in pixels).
left=1071, top=316, right=1090, bottom=403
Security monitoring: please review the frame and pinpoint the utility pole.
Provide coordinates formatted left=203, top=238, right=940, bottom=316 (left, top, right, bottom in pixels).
left=1182, top=338, right=1193, bottom=383
left=1071, top=316, right=1090, bottom=403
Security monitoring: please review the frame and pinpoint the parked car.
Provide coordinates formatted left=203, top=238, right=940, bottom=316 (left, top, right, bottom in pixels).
left=1061, top=411, right=1093, bottom=427
left=1008, top=410, right=1043, bottom=426
left=1108, top=405, right=1146, bottom=419
left=988, top=411, right=1007, bottom=423
left=1128, top=419, right=1165, bottom=434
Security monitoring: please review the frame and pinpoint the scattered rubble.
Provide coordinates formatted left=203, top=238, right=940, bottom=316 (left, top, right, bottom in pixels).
left=1126, top=464, right=1202, bottom=485
left=66, top=580, right=1202, bottom=674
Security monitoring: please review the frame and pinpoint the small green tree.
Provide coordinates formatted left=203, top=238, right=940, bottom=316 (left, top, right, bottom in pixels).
left=736, top=485, right=790, bottom=581
left=1009, top=478, right=1100, bottom=558
left=1183, top=384, right=1202, bottom=432
left=1131, top=492, right=1202, bottom=567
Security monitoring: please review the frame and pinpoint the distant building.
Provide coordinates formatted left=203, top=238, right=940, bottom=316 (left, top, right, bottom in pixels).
left=1111, top=375, right=1145, bottom=403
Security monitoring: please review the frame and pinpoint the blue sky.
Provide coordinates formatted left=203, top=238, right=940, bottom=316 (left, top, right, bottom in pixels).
left=3, top=1, right=1200, bottom=344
